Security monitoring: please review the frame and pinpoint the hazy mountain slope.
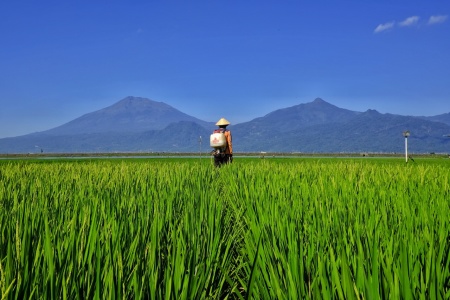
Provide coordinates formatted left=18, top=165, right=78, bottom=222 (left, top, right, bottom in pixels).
left=39, top=96, right=213, bottom=135
left=419, top=113, right=450, bottom=126
left=1, top=97, right=449, bottom=154
left=233, top=98, right=360, bottom=135
left=234, top=110, right=450, bottom=153
left=0, top=121, right=211, bottom=153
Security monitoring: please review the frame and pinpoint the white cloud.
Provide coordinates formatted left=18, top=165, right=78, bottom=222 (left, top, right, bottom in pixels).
left=374, top=22, right=395, bottom=33
left=399, top=16, right=420, bottom=27
left=428, top=15, right=448, bottom=25
left=375, top=14, right=447, bottom=33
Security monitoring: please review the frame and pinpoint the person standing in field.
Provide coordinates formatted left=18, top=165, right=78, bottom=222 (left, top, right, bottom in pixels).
left=212, top=117, right=233, bottom=167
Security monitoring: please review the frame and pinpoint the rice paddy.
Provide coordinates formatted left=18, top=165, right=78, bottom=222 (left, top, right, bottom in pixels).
left=1, top=157, right=449, bottom=299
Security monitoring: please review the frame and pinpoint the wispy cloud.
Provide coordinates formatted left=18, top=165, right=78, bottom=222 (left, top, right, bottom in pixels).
left=399, top=16, right=420, bottom=27
left=375, top=14, right=448, bottom=33
left=374, top=22, right=395, bottom=33
left=428, top=15, right=448, bottom=25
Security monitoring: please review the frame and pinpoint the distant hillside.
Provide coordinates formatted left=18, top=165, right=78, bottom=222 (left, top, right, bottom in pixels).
left=1, top=121, right=211, bottom=153
left=39, top=96, right=212, bottom=135
left=232, top=98, right=360, bottom=142
left=233, top=109, right=450, bottom=153
left=1, top=96, right=449, bottom=154
left=239, top=98, right=360, bottom=132
left=419, top=113, right=450, bottom=126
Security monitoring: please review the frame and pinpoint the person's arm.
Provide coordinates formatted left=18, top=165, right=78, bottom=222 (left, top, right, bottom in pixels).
left=226, top=131, right=233, bottom=154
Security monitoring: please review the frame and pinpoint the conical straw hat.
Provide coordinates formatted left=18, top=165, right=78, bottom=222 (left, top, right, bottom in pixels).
left=215, top=117, right=230, bottom=126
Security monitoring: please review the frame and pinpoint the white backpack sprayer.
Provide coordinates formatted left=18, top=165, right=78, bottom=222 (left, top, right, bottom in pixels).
left=210, top=129, right=227, bottom=154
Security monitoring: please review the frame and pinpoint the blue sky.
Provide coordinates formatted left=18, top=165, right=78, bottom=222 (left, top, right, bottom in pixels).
left=1, top=1, right=449, bottom=138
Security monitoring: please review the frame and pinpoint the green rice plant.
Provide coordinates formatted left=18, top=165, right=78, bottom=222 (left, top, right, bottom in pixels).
left=0, top=158, right=449, bottom=299
left=0, top=161, right=242, bottom=299
left=219, top=160, right=450, bottom=299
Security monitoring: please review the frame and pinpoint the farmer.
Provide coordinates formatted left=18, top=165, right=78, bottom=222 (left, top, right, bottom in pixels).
left=213, top=117, right=233, bottom=167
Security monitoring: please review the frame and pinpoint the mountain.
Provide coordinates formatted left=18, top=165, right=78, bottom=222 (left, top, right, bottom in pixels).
left=232, top=98, right=360, bottom=140
left=239, top=98, right=360, bottom=132
left=1, top=96, right=449, bottom=154
left=419, top=113, right=450, bottom=126
left=38, top=96, right=212, bottom=135
left=233, top=109, right=450, bottom=153
left=0, top=121, right=211, bottom=153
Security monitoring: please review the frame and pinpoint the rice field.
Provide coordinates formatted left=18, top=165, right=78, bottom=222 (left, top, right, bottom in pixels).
left=0, top=157, right=449, bottom=299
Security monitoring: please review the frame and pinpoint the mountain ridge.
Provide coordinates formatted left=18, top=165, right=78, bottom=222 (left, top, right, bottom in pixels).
left=39, top=96, right=213, bottom=135
left=234, top=97, right=361, bottom=135
left=1, top=96, right=449, bottom=153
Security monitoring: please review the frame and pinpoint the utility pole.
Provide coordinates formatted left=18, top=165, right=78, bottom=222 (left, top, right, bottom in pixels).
left=403, top=130, right=410, bottom=163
